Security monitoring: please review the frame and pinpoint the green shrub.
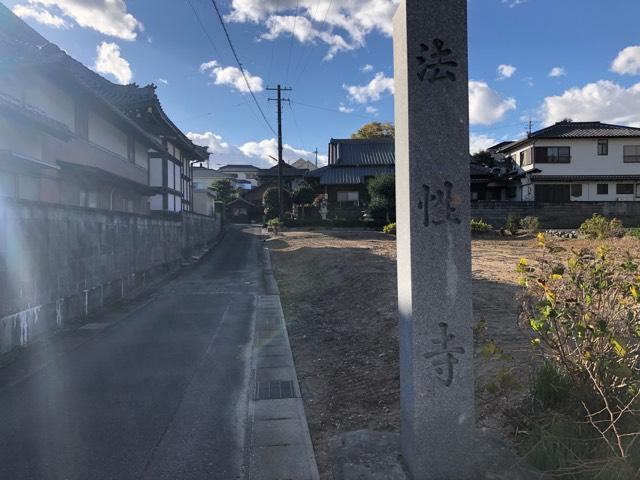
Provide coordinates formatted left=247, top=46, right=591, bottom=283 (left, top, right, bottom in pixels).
left=470, top=218, right=492, bottom=232
left=532, top=360, right=573, bottom=410
left=383, top=222, right=396, bottom=235
left=266, top=217, right=281, bottom=234
left=578, top=213, right=624, bottom=239
left=505, top=213, right=521, bottom=235
left=520, top=216, right=540, bottom=232
left=518, top=237, right=640, bottom=460
left=627, top=227, right=640, bottom=239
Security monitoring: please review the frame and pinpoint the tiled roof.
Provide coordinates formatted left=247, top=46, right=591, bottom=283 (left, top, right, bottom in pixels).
left=503, top=121, right=640, bottom=152
left=532, top=121, right=640, bottom=138
left=531, top=174, right=640, bottom=182
left=0, top=4, right=64, bottom=71
left=64, top=60, right=202, bottom=155
left=219, top=164, right=261, bottom=172
left=258, top=163, right=308, bottom=177
left=0, top=4, right=204, bottom=158
left=470, top=163, right=492, bottom=177
left=306, top=165, right=394, bottom=185
left=328, top=138, right=395, bottom=166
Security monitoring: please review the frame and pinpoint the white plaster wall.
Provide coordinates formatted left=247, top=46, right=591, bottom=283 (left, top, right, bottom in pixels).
left=150, top=194, right=163, bottom=210
left=534, top=181, right=640, bottom=202
left=172, top=164, right=179, bottom=192
left=135, top=142, right=148, bottom=169
left=510, top=139, right=640, bottom=176
left=23, top=74, right=75, bottom=129
left=88, top=111, right=128, bottom=158
left=0, top=74, right=23, bottom=99
left=0, top=117, right=43, bottom=160
left=150, top=157, right=163, bottom=186
left=168, top=164, right=175, bottom=190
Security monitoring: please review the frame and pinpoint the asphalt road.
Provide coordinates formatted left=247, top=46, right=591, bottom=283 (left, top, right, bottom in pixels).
left=0, top=225, right=262, bottom=480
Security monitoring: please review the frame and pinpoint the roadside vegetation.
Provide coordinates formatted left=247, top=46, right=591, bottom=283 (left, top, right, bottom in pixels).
left=508, top=233, right=640, bottom=478
left=269, top=222, right=640, bottom=479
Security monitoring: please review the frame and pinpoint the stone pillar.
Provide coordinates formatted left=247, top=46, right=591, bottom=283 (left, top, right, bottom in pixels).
left=393, top=1, right=474, bottom=479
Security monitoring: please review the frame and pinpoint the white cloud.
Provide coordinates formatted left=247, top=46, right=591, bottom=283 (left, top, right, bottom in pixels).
left=365, top=106, right=378, bottom=115
left=13, top=0, right=142, bottom=40
left=502, top=0, right=527, bottom=7
left=157, top=78, right=168, bottom=85
left=200, top=60, right=264, bottom=93
left=611, top=46, right=640, bottom=76
left=549, top=67, right=566, bottom=77
left=226, top=0, right=399, bottom=59
left=497, top=64, right=516, bottom=80
left=470, top=134, right=497, bottom=154
left=93, top=42, right=132, bottom=85
left=12, top=3, right=69, bottom=28
left=344, top=72, right=394, bottom=103
left=469, top=80, right=516, bottom=125
left=361, top=64, right=373, bottom=72
left=338, top=103, right=354, bottom=113
left=187, top=131, right=231, bottom=155
left=188, top=131, right=327, bottom=168
left=260, top=15, right=352, bottom=60
left=541, top=80, right=640, bottom=127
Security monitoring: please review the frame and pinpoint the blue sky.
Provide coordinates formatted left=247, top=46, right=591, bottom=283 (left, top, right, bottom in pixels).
left=5, top=0, right=640, bottom=167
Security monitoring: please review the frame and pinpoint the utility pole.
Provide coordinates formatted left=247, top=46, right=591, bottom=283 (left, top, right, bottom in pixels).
left=267, top=84, right=292, bottom=221
left=314, top=148, right=318, bottom=168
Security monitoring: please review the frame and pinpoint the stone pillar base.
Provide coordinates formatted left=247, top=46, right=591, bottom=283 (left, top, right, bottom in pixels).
left=329, top=429, right=542, bottom=480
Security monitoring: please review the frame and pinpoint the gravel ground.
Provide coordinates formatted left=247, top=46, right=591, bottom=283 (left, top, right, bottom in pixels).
left=267, top=230, right=638, bottom=479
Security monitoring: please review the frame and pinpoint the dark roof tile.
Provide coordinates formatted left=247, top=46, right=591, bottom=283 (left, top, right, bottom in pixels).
left=328, top=138, right=395, bottom=166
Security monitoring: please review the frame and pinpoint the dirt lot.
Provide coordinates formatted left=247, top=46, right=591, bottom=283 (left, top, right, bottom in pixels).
left=267, top=230, right=636, bottom=478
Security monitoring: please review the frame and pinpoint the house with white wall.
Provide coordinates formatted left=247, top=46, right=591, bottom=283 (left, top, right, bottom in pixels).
left=0, top=4, right=163, bottom=213
left=500, top=121, right=640, bottom=202
left=69, top=75, right=208, bottom=214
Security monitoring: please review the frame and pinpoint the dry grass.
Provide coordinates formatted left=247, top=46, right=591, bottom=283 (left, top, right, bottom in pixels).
left=267, top=230, right=639, bottom=479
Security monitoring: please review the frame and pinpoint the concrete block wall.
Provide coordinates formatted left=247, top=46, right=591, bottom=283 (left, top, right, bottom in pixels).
left=0, top=199, right=222, bottom=354
left=471, top=201, right=640, bottom=229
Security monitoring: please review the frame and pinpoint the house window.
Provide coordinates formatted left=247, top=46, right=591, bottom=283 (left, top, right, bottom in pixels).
left=636, top=184, right=640, bottom=198
left=75, top=103, right=88, bottom=139
left=570, top=184, right=583, bottom=198
left=519, top=151, right=525, bottom=166
left=336, top=191, right=359, bottom=203
left=596, top=184, right=609, bottom=195
left=616, top=184, right=634, bottom=195
left=597, top=139, right=608, bottom=156
left=623, top=145, right=640, bottom=163
left=535, top=146, right=571, bottom=163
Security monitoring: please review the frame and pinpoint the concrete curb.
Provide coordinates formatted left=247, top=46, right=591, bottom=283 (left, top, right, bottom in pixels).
left=247, top=245, right=320, bottom=480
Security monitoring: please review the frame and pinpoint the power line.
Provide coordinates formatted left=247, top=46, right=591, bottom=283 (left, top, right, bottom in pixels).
left=290, top=100, right=384, bottom=121
left=288, top=101, right=306, bottom=152
left=293, top=0, right=333, bottom=87
left=206, top=0, right=277, bottom=136
left=284, top=0, right=301, bottom=84
left=185, top=0, right=223, bottom=60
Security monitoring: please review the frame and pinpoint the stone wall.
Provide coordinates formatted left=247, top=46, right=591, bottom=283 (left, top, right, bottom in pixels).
left=0, top=199, right=222, bottom=354
left=471, top=201, right=640, bottom=229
